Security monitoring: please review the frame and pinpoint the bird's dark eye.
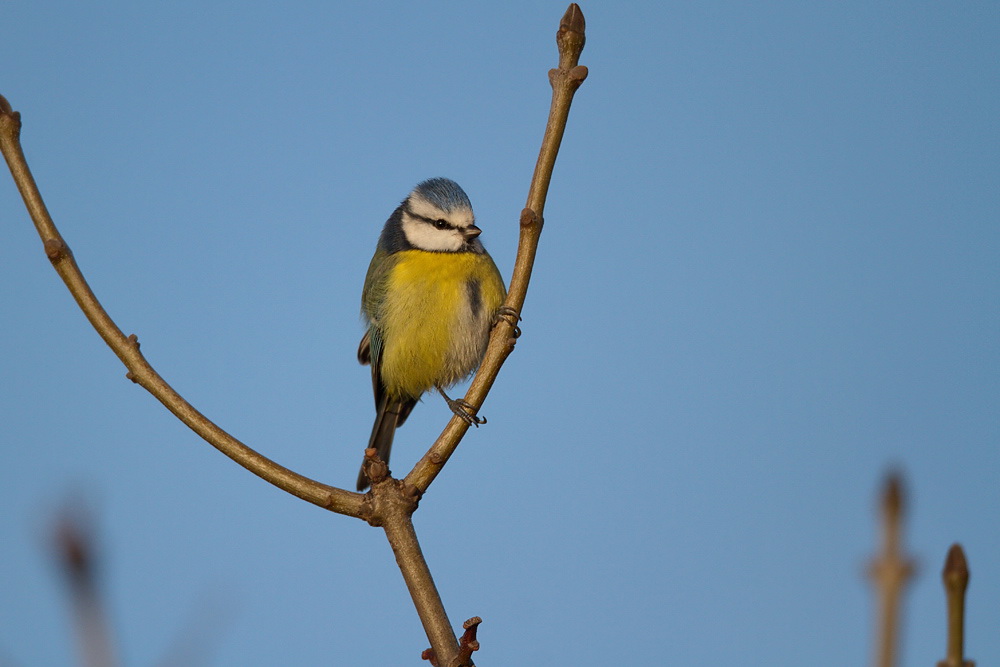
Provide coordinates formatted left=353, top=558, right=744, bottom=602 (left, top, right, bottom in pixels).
left=433, top=219, right=450, bottom=230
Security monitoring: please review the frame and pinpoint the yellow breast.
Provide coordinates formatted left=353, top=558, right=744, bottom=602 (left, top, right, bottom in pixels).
left=379, top=250, right=505, bottom=399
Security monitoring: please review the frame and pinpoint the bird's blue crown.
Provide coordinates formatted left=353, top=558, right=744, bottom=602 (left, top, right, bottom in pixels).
left=411, top=177, right=472, bottom=213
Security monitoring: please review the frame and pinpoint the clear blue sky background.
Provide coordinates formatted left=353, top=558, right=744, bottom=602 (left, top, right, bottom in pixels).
left=1, top=2, right=997, bottom=665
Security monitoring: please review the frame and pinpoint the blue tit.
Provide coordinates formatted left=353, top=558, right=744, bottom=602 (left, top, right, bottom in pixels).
left=356, top=178, right=507, bottom=491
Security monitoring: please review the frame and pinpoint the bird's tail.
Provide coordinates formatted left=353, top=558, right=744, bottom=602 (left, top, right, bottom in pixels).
left=356, top=397, right=411, bottom=491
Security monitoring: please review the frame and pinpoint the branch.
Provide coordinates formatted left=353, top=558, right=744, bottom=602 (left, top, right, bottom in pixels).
left=0, top=94, right=363, bottom=519
left=405, top=2, right=588, bottom=493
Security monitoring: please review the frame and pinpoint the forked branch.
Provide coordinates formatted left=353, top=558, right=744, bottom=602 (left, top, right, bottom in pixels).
left=1, top=4, right=587, bottom=664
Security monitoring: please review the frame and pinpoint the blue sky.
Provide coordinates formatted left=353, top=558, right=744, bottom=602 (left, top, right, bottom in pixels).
left=1, top=1, right=997, bottom=665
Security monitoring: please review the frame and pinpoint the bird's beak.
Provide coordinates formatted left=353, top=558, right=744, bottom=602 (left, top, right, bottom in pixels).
left=463, top=225, right=482, bottom=241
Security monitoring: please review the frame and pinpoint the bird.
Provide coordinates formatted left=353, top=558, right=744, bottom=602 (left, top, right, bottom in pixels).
left=356, top=178, right=507, bottom=491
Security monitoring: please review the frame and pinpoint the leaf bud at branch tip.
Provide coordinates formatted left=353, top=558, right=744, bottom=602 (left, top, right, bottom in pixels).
left=943, top=543, right=969, bottom=591
left=557, top=3, right=587, bottom=60
left=363, top=447, right=389, bottom=486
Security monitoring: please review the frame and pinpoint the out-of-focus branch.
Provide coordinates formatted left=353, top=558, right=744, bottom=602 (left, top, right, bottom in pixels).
left=937, top=544, right=974, bottom=667
left=54, top=506, right=117, bottom=667
left=0, top=95, right=363, bottom=519
left=866, top=472, right=915, bottom=667
left=406, top=2, right=589, bottom=493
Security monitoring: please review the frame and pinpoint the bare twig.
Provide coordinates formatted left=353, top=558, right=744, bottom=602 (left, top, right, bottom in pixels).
left=406, top=2, right=588, bottom=493
left=0, top=95, right=363, bottom=520
left=866, top=472, right=915, bottom=667
left=937, top=544, right=974, bottom=667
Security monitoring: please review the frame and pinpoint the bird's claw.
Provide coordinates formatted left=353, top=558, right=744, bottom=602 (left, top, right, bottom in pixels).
left=495, top=306, right=522, bottom=338
left=446, top=398, right=487, bottom=427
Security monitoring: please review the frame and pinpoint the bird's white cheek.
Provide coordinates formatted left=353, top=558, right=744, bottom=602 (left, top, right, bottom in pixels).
left=401, top=218, right=465, bottom=252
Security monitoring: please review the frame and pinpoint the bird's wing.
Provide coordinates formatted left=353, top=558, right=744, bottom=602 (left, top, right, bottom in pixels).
left=358, top=325, right=386, bottom=409
left=357, top=329, right=371, bottom=366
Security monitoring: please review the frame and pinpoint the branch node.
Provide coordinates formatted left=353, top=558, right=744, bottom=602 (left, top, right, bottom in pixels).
left=519, top=207, right=541, bottom=229
left=549, top=66, right=588, bottom=92
left=127, top=333, right=140, bottom=350
left=0, top=94, right=21, bottom=137
left=124, top=371, right=138, bottom=384
left=44, top=238, right=69, bottom=261
left=421, top=648, right=440, bottom=666
left=402, top=481, right=423, bottom=504
left=363, top=471, right=420, bottom=528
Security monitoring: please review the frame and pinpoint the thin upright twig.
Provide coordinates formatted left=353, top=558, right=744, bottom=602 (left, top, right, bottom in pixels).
left=406, top=2, right=588, bottom=493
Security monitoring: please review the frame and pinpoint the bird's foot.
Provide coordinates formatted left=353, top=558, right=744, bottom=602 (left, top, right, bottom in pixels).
left=439, top=388, right=487, bottom=427
left=494, top=306, right=522, bottom=338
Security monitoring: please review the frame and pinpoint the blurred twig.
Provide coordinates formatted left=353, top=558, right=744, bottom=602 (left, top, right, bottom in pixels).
left=867, top=471, right=915, bottom=667
left=54, top=506, right=117, bottom=667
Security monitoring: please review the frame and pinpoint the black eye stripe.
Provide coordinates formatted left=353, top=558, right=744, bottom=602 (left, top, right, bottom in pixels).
left=411, top=212, right=454, bottom=230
